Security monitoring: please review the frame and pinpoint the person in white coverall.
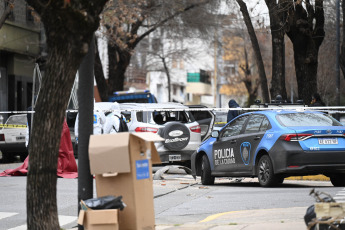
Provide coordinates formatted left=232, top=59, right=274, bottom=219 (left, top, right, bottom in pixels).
left=103, top=102, right=121, bottom=134
left=74, top=104, right=106, bottom=141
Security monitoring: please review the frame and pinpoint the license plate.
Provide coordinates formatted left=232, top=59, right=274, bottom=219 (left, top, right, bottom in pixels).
left=318, top=138, right=338, bottom=145
left=16, top=136, right=25, bottom=140
left=169, top=154, right=181, bottom=161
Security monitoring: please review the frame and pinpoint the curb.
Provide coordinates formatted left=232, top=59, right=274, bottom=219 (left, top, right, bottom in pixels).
left=286, top=175, right=330, bottom=181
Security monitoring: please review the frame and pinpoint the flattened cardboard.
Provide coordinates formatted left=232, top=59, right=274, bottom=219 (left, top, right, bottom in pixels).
left=89, top=133, right=130, bottom=175
left=78, top=209, right=118, bottom=230
left=93, top=133, right=163, bottom=230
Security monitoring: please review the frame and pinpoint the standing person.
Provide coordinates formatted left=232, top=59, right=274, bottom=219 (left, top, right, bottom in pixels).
left=103, top=102, right=121, bottom=134
left=74, top=102, right=106, bottom=141
left=310, top=93, right=325, bottom=107
left=227, top=99, right=241, bottom=123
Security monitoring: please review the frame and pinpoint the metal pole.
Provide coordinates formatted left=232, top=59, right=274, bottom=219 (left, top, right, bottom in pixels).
left=336, top=0, right=341, bottom=119
left=78, top=34, right=95, bottom=229
left=214, top=32, right=218, bottom=107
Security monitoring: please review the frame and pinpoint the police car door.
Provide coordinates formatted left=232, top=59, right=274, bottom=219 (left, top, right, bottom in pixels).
left=236, top=114, right=269, bottom=173
left=212, top=115, right=249, bottom=173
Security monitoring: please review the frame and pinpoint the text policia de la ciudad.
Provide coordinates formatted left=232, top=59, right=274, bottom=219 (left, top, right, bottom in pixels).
left=214, top=148, right=235, bottom=165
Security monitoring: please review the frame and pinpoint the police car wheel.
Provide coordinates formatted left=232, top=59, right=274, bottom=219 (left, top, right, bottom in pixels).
left=257, top=155, right=278, bottom=187
left=330, top=174, right=345, bottom=187
left=160, top=122, right=190, bottom=151
left=201, top=155, right=214, bottom=185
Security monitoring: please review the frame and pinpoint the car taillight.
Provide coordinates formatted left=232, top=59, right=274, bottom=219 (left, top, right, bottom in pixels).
left=0, top=134, right=4, bottom=141
left=134, top=127, right=158, bottom=133
left=190, top=125, right=201, bottom=133
left=280, top=134, right=312, bottom=141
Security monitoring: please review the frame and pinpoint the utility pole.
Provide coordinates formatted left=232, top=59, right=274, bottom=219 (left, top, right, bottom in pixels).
left=214, top=32, right=218, bottom=107
left=336, top=0, right=341, bottom=119
left=78, top=35, right=95, bottom=229
left=336, top=0, right=340, bottom=104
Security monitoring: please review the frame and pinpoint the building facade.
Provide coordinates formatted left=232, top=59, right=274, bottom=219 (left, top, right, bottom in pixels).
left=0, top=0, right=42, bottom=121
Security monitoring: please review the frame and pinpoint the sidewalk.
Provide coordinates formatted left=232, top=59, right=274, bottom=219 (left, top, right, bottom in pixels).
left=67, top=169, right=309, bottom=230
left=152, top=172, right=307, bottom=230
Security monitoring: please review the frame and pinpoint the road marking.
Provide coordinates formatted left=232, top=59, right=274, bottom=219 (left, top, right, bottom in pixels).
left=199, top=211, right=240, bottom=223
left=334, top=188, right=345, bottom=202
left=0, top=212, right=17, bottom=220
left=3, top=214, right=77, bottom=230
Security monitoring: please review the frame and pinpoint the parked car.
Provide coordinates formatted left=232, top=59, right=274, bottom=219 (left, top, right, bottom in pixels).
left=0, top=114, right=28, bottom=162
left=191, top=110, right=345, bottom=187
left=95, top=102, right=214, bottom=165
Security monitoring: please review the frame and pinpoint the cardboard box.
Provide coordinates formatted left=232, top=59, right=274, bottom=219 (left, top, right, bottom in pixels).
left=89, top=132, right=164, bottom=230
left=315, top=202, right=345, bottom=218
left=78, top=209, right=118, bottom=230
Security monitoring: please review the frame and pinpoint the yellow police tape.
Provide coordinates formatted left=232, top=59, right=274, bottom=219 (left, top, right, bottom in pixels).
left=0, top=124, right=27, bottom=128
left=215, top=122, right=227, bottom=125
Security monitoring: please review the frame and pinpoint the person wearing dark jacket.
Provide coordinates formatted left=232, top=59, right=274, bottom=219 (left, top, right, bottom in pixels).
left=227, top=99, right=241, bottom=123
left=310, top=93, right=325, bottom=107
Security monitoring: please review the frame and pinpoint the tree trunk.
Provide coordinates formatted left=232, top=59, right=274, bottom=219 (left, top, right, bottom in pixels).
left=265, top=0, right=287, bottom=101
left=94, top=39, right=108, bottom=101
left=27, top=42, right=82, bottom=230
left=270, top=31, right=286, bottom=100
left=162, top=57, right=171, bottom=102
left=25, top=1, right=107, bottom=229
left=285, top=0, right=325, bottom=104
left=107, top=43, right=132, bottom=93
left=236, top=0, right=269, bottom=103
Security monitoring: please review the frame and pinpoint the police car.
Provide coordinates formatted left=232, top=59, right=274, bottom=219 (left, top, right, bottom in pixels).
left=191, top=110, right=345, bottom=187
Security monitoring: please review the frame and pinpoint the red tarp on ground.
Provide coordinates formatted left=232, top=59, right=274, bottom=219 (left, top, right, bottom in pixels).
left=0, top=119, right=78, bottom=178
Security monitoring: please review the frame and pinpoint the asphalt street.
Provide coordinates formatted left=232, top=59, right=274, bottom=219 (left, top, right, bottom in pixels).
left=1, top=163, right=345, bottom=230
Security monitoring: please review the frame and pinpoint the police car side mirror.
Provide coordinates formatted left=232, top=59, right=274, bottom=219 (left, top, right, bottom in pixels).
left=211, top=130, right=219, bottom=138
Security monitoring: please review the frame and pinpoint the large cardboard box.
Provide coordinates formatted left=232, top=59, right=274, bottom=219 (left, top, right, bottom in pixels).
left=78, top=209, right=118, bottom=230
left=89, top=132, right=164, bottom=230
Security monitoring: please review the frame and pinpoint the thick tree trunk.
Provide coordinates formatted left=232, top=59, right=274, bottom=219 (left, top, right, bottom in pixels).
left=270, top=31, right=286, bottom=100
left=293, top=45, right=319, bottom=105
left=25, top=1, right=107, bottom=229
left=27, top=43, right=82, bottom=230
left=236, top=0, right=269, bottom=103
left=107, top=43, right=131, bottom=93
left=265, top=0, right=287, bottom=99
left=265, top=0, right=287, bottom=101
left=285, top=0, right=324, bottom=104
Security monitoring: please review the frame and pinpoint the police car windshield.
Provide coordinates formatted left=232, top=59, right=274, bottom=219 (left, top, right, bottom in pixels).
left=276, top=113, right=343, bottom=127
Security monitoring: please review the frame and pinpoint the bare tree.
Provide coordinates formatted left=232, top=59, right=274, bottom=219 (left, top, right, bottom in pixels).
left=145, top=29, right=193, bottom=102
left=236, top=0, right=270, bottom=103
left=285, top=0, right=325, bottom=104
left=24, top=1, right=107, bottom=229
left=95, top=0, right=220, bottom=98
left=264, top=0, right=289, bottom=100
